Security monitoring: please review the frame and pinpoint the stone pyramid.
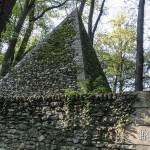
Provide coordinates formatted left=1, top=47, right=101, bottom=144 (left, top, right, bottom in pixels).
left=0, top=10, right=110, bottom=97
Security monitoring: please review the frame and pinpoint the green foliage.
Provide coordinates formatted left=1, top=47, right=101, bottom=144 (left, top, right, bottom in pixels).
left=65, top=77, right=110, bottom=96
left=91, top=76, right=111, bottom=93
left=25, top=37, right=39, bottom=53
left=0, top=53, right=3, bottom=64
left=64, top=88, right=79, bottom=96
left=64, top=80, right=90, bottom=96
left=78, top=80, right=91, bottom=93
left=64, top=91, right=136, bottom=141
left=96, top=13, right=136, bottom=92
left=0, top=52, right=3, bottom=79
left=113, top=93, right=136, bottom=129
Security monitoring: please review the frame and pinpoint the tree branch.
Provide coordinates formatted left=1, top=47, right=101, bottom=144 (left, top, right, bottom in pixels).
left=88, top=0, right=95, bottom=41
left=92, top=0, right=106, bottom=38
left=33, top=0, right=68, bottom=21
left=79, top=0, right=86, bottom=16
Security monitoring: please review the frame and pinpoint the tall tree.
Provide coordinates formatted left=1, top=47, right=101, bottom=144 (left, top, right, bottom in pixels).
left=14, top=5, right=35, bottom=65
left=88, top=0, right=106, bottom=44
left=79, top=0, right=86, bottom=16
left=0, top=0, right=35, bottom=76
left=88, top=0, right=95, bottom=41
left=0, top=0, right=17, bottom=39
left=135, top=0, right=145, bottom=91
left=96, top=14, right=136, bottom=93
left=14, top=0, right=68, bottom=65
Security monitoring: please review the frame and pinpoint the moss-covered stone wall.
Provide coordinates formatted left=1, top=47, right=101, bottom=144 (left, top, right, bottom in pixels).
left=0, top=92, right=139, bottom=150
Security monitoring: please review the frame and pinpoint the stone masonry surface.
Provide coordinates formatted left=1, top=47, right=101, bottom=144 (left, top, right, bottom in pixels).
left=0, top=92, right=149, bottom=150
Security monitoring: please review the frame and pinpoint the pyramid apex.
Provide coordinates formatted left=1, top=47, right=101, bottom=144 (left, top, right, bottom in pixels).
left=0, top=10, right=110, bottom=97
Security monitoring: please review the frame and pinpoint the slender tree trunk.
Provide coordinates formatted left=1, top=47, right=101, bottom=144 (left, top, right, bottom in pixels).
left=0, top=0, right=17, bottom=39
left=135, top=0, right=145, bottom=91
left=88, top=0, right=95, bottom=41
left=113, top=76, right=118, bottom=93
left=14, top=0, right=68, bottom=64
left=119, top=63, right=123, bottom=93
left=79, top=0, right=86, bottom=16
left=14, top=7, right=35, bottom=65
left=88, top=0, right=106, bottom=44
left=92, top=0, right=106, bottom=40
left=118, top=52, right=124, bottom=93
left=0, top=0, right=35, bottom=76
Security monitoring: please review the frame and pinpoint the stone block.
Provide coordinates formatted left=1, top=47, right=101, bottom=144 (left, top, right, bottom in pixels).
left=125, top=125, right=150, bottom=145
left=135, top=145, right=150, bottom=150
left=132, top=108, right=150, bottom=125
left=134, top=92, right=150, bottom=108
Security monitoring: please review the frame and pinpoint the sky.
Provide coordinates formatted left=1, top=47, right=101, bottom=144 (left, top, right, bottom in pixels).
left=98, top=0, right=150, bottom=49
left=49, top=0, right=150, bottom=50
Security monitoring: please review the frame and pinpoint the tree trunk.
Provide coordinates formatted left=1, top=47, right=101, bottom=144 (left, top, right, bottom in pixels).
left=88, top=0, right=106, bottom=44
left=119, top=63, right=123, bottom=93
left=14, top=7, right=35, bottom=65
left=79, top=0, right=86, bottom=16
left=113, top=75, right=118, bottom=93
left=88, top=0, right=95, bottom=42
left=135, top=0, right=145, bottom=91
left=92, top=0, right=106, bottom=41
left=0, top=0, right=17, bottom=39
left=0, top=0, right=35, bottom=76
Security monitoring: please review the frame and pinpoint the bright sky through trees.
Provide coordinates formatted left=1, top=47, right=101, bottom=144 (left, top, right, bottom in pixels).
left=2, top=0, right=150, bottom=52
left=50, top=0, right=150, bottom=50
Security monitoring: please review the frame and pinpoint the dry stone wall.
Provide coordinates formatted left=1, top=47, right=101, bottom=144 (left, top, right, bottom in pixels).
left=0, top=92, right=150, bottom=150
left=0, top=92, right=149, bottom=150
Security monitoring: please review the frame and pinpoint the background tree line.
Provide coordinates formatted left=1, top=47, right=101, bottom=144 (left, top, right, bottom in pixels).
left=0, top=0, right=149, bottom=92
